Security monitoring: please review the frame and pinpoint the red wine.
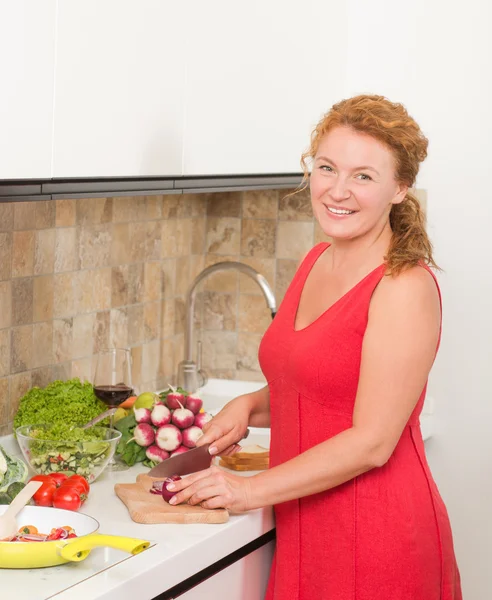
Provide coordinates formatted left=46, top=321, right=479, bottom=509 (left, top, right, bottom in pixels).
left=94, top=384, right=133, bottom=407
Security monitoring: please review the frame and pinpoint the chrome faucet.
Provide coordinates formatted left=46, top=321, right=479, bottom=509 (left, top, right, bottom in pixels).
left=177, top=262, right=277, bottom=394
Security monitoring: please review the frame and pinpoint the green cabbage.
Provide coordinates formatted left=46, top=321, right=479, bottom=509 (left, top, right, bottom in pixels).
left=0, top=444, right=28, bottom=493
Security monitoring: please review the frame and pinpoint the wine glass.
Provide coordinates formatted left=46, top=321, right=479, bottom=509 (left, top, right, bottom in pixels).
left=93, top=348, right=133, bottom=472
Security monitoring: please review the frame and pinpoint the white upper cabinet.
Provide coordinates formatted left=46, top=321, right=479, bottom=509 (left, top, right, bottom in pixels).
left=0, top=1, right=56, bottom=179
left=52, top=1, right=185, bottom=178
left=182, top=0, right=347, bottom=176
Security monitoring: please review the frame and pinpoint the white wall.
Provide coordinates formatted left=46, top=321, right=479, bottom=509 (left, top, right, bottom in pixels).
left=344, top=1, right=492, bottom=597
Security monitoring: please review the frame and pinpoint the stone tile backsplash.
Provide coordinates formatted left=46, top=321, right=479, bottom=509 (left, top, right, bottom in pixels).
left=0, top=195, right=207, bottom=434
left=200, top=187, right=324, bottom=383
left=0, top=187, right=426, bottom=434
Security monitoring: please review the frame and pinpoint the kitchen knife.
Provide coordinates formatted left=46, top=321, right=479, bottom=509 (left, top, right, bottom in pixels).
left=147, top=428, right=251, bottom=479
left=147, top=444, right=213, bottom=478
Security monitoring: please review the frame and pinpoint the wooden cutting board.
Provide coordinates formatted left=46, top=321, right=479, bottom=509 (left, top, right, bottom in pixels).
left=114, top=474, right=229, bottom=524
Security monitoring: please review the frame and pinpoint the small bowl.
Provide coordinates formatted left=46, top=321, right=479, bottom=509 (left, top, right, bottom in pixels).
left=16, top=425, right=122, bottom=484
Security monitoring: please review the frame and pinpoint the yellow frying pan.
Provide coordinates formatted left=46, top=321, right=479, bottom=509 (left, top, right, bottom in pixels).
left=0, top=505, right=150, bottom=569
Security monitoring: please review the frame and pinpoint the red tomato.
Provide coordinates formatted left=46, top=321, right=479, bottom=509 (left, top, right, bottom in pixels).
left=66, top=475, right=90, bottom=495
left=52, top=487, right=82, bottom=512
left=33, top=481, right=56, bottom=507
left=48, top=473, right=68, bottom=487
left=60, top=481, right=88, bottom=501
left=46, top=527, right=66, bottom=541
left=30, top=475, right=54, bottom=485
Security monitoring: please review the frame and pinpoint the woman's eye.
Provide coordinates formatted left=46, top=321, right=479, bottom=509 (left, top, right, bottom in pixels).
left=356, top=173, right=372, bottom=181
left=320, top=165, right=334, bottom=172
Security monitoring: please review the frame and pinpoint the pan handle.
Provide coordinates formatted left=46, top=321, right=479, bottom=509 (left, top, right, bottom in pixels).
left=58, top=534, right=150, bottom=562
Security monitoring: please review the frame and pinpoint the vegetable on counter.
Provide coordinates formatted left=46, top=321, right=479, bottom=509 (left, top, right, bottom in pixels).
left=28, top=473, right=90, bottom=511
left=119, top=395, right=137, bottom=409
left=13, top=378, right=106, bottom=432
left=114, top=387, right=213, bottom=468
left=150, top=475, right=182, bottom=503
left=0, top=444, right=28, bottom=494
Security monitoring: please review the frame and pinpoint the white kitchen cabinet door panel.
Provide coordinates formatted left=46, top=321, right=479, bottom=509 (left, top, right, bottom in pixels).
left=175, top=540, right=275, bottom=599
left=0, top=1, right=56, bottom=179
left=345, top=0, right=420, bottom=104
left=53, top=1, right=184, bottom=178
left=183, top=0, right=347, bottom=176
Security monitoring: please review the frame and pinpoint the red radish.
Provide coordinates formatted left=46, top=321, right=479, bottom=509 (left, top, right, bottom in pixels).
left=134, top=407, right=152, bottom=424
left=194, top=411, right=212, bottom=429
left=166, top=392, right=186, bottom=410
left=182, top=426, right=203, bottom=448
left=151, top=403, right=171, bottom=427
left=162, top=475, right=181, bottom=503
left=185, top=395, right=203, bottom=415
left=156, top=424, right=182, bottom=452
left=170, top=445, right=189, bottom=457
left=132, top=423, right=155, bottom=447
left=172, top=404, right=195, bottom=429
left=146, top=445, right=170, bottom=463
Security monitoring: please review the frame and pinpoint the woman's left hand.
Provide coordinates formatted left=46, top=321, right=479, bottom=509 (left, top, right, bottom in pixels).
left=166, top=466, right=254, bottom=512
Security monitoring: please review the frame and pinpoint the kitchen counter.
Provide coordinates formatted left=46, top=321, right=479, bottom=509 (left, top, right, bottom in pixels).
left=0, top=434, right=275, bottom=600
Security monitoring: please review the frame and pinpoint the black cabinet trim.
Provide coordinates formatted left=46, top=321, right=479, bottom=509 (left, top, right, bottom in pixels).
left=153, top=529, right=276, bottom=600
left=0, top=174, right=303, bottom=202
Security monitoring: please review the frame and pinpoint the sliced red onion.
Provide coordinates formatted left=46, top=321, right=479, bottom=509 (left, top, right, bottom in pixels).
left=150, top=481, right=164, bottom=494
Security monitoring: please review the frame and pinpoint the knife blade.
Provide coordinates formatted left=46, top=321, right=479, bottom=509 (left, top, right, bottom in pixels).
left=148, top=444, right=213, bottom=478
left=147, top=428, right=251, bottom=479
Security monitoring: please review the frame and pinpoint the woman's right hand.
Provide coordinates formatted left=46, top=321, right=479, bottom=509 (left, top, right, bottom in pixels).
left=196, top=396, right=252, bottom=457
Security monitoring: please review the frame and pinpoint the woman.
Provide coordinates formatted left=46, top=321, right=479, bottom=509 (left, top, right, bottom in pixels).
left=168, top=95, right=462, bottom=599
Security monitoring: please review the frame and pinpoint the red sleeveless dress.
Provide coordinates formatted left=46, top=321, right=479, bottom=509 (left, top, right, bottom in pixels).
left=259, top=243, right=462, bottom=600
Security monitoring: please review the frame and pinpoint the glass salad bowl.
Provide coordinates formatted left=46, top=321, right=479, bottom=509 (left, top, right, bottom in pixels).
left=16, top=424, right=122, bottom=484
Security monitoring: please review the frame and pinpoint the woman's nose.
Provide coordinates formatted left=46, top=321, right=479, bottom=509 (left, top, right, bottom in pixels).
left=329, top=176, right=351, bottom=201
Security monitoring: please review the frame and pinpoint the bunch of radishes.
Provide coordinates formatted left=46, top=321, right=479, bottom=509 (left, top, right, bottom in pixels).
left=131, top=392, right=212, bottom=464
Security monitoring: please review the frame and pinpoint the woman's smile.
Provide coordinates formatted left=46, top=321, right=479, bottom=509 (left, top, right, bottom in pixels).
left=323, top=204, right=358, bottom=217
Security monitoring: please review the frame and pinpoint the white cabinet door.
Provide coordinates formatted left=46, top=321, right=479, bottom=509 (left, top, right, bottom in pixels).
left=0, top=1, right=56, bottom=179
left=53, top=1, right=184, bottom=178
left=182, top=0, right=347, bottom=176
left=175, top=539, right=275, bottom=600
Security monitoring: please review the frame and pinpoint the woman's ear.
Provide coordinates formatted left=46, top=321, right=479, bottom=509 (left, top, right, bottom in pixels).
left=392, top=183, right=408, bottom=205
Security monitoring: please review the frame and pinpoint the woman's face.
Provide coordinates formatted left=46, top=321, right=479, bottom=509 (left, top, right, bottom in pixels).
left=310, top=126, right=407, bottom=241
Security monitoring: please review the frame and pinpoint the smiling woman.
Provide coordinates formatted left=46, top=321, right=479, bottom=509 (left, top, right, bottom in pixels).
left=302, top=95, right=436, bottom=276
left=169, top=95, right=462, bottom=600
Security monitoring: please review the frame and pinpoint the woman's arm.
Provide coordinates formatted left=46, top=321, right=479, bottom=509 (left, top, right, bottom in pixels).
left=248, top=266, right=441, bottom=509
left=247, top=386, right=270, bottom=428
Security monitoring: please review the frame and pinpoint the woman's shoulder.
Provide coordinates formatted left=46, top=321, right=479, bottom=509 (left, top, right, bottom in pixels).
left=373, top=264, right=441, bottom=319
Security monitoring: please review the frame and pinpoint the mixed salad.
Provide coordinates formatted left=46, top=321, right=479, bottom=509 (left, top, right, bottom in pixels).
left=26, top=424, right=111, bottom=480
left=4, top=525, right=77, bottom=543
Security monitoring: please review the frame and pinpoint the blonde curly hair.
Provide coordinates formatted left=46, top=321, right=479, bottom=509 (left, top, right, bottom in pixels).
left=301, top=94, right=439, bottom=275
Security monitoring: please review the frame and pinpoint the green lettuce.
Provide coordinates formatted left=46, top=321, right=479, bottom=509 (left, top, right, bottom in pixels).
left=13, top=378, right=106, bottom=432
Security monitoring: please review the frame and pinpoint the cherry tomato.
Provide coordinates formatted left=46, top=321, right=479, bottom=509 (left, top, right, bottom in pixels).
left=33, top=481, right=56, bottom=507
left=66, top=475, right=90, bottom=495
left=48, top=473, right=68, bottom=487
left=52, top=487, right=82, bottom=512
